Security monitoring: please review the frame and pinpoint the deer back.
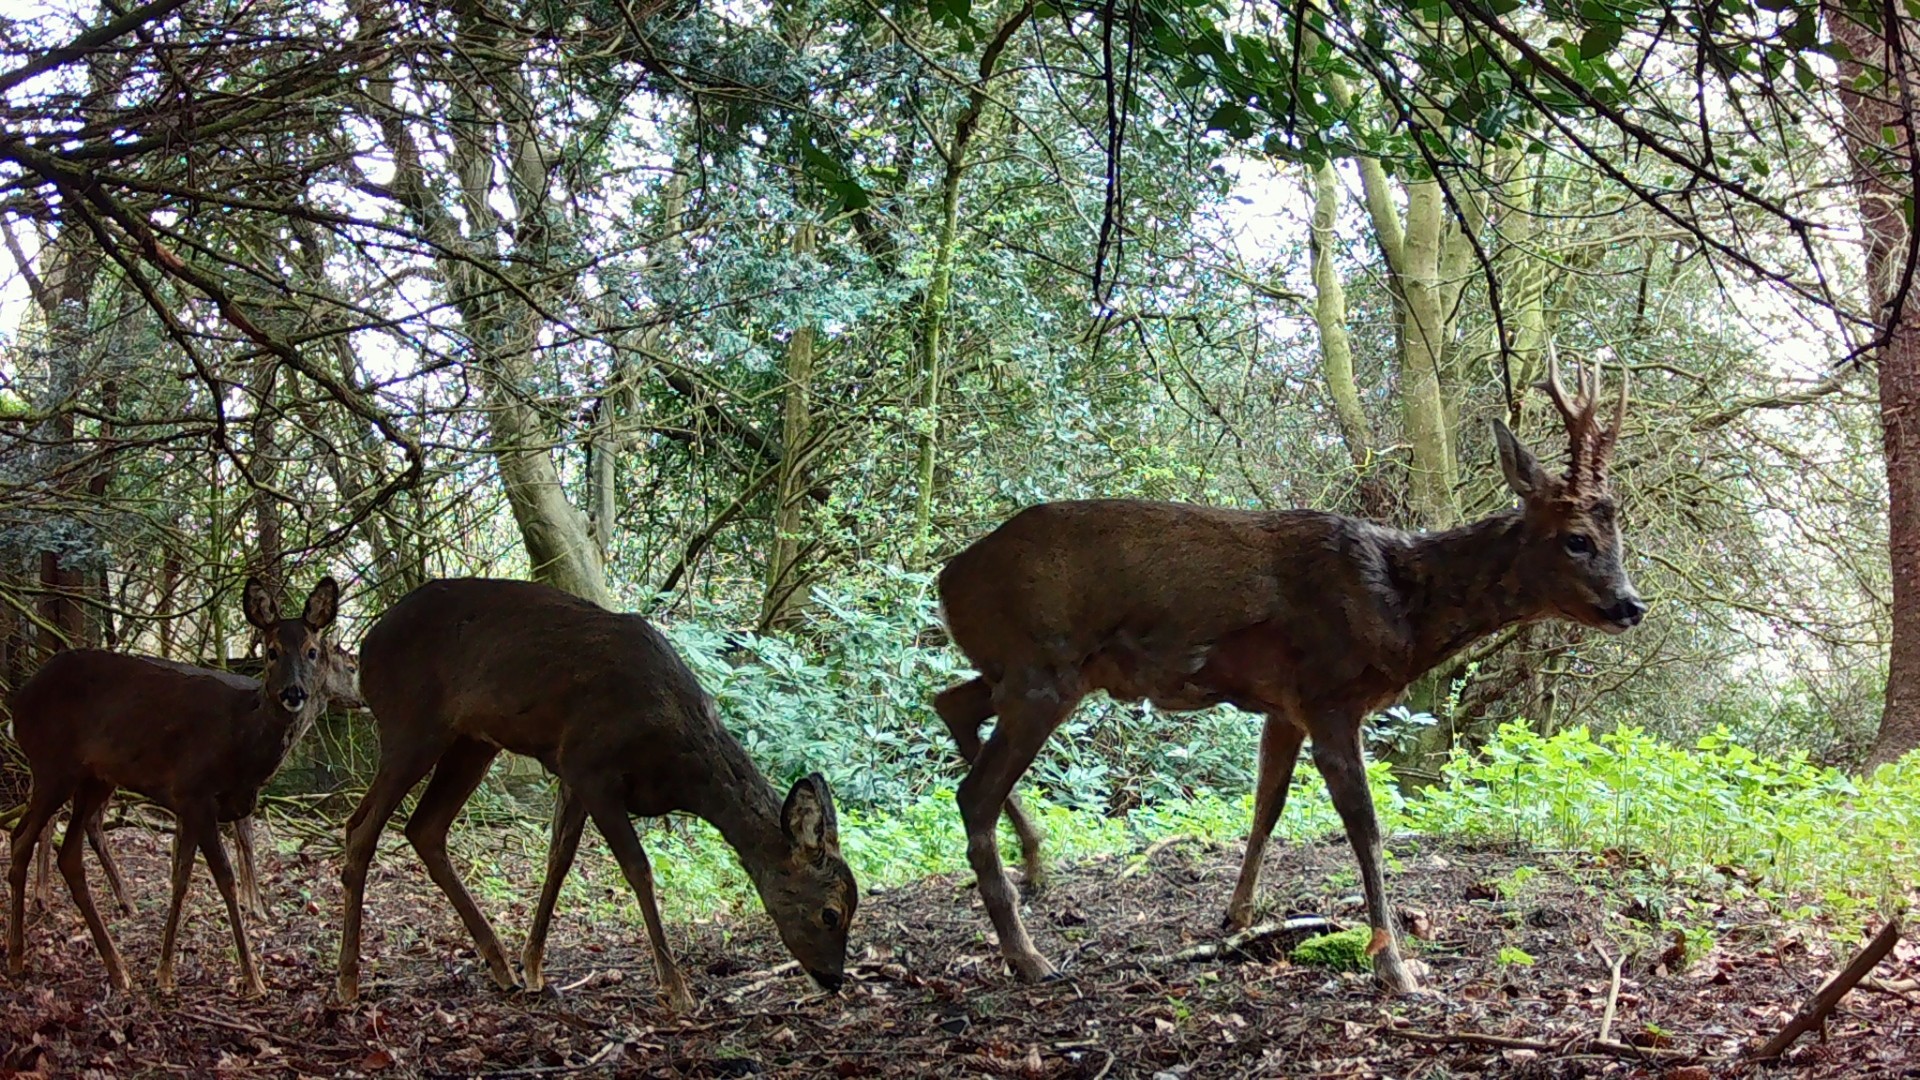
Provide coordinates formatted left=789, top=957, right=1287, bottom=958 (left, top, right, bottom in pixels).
left=357, top=578, right=721, bottom=797
left=938, top=500, right=1412, bottom=705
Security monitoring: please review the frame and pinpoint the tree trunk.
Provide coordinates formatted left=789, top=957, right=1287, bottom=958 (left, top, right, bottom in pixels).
left=1828, top=1, right=1920, bottom=769
left=907, top=1, right=1033, bottom=565
left=765, top=224, right=822, bottom=629
left=357, top=3, right=611, bottom=608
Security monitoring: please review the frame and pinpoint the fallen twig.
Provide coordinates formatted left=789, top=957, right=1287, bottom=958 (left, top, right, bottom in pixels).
left=1384, top=1027, right=1694, bottom=1062
left=1150, top=915, right=1339, bottom=965
left=722, top=960, right=802, bottom=1001
left=1750, top=915, right=1905, bottom=1061
left=424, top=1038, right=624, bottom=1079
left=1594, top=944, right=1625, bottom=1044
left=1117, top=834, right=1197, bottom=879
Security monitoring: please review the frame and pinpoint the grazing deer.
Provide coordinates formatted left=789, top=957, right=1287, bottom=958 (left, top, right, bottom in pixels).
left=334, top=578, right=856, bottom=1012
left=27, top=643, right=364, bottom=920
left=6, top=576, right=341, bottom=996
left=934, top=356, right=1644, bottom=993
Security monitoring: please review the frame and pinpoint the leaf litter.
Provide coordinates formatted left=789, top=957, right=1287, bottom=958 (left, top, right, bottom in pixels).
left=1, top=821, right=1915, bottom=1077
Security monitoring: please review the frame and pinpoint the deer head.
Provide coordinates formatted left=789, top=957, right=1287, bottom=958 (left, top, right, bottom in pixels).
left=323, top=642, right=366, bottom=711
left=1490, top=346, right=1646, bottom=635
left=243, top=575, right=341, bottom=713
left=750, top=773, right=857, bottom=991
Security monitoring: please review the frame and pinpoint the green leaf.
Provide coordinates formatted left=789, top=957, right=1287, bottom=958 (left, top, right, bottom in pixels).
left=927, top=0, right=974, bottom=29
left=1580, top=21, right=1623, bottom=60
left=1782, top=12, right=1816, bottom=49
left=1205, top=101, right=1256, bottom=139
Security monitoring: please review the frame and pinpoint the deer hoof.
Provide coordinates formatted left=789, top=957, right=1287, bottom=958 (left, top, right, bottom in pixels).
left=1007, top=952, right=1057, bottom=983
left=334, top=975, right=361, bottom=1005
left=663, top=981, right=697, bottom=1016
left=1372, top=955, right=1429, bottom=996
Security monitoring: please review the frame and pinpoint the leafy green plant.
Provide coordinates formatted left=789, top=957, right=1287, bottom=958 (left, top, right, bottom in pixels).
left=1290, top=928, right=1374, bottom=972
left=1495, top=945, right=1536, bottom=969
left=1407, top=723, right=1920, bottom=929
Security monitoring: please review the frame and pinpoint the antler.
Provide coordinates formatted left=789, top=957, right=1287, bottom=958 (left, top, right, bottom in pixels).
left=1541, top=340, right=1629, bottom=492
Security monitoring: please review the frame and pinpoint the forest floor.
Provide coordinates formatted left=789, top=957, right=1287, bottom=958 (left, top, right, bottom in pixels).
left=1, top=820, right=1916, bottom=1079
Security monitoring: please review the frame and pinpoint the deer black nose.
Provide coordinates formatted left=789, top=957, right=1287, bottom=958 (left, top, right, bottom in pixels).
left=1603, top=597, right=1647, bottom=627
left=809, top=968, right=844, bottom=992
left=279, top=686, right=309, bottom=710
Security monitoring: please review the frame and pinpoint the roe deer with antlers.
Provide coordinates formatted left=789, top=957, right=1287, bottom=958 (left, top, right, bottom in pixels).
left=6, top=576, right=341, bottom=995
left=27, top=643, right=364, bottom=921
left=935, top=356, right=1644, bottom=993
left=334, top=578, right=857, bottom=1012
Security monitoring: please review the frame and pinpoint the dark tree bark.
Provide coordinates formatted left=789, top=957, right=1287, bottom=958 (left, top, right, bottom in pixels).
left=1828, top=1, right=1920, bottom=769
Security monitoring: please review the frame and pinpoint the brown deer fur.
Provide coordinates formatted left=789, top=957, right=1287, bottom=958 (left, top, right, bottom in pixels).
left=935, top=359, right=1643, bottom=993
left=7, top=577, right=341, bottom=996
left=28, top=643, right=364, bottom=921
left=334, top=578, right=857, bottom=1013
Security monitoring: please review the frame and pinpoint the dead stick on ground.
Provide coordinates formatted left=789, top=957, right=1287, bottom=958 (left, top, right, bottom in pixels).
left=1750, top=915, right=1905, bottom=1062
left=1384, top=1027, right=1694, bottom=1062
left=1117, top=834, right=1197, bottom=879
left=1594, top=944, right=1625, bottom=1044
left=1150, top=915, right=1339, bottom=965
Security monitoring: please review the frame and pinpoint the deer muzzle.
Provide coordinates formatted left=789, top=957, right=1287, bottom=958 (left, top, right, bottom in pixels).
left=279, top=685, right=309, bottom=711
left=808, top=968, right=844, bottom=992
left=1597, top=596, right=1648, bottom=632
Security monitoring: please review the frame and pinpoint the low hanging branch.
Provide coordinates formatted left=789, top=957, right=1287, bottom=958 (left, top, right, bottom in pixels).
left=0, top=141, right=426, bottom=547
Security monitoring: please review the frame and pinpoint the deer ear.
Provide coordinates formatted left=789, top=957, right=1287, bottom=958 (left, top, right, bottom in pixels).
left=782, top=772, right=839, bottom=857
left=1492, top=420, right=1548, bottom=499
left=242, top=577, right=279, bottom=630
left=302, top=576, right=340, bottom=631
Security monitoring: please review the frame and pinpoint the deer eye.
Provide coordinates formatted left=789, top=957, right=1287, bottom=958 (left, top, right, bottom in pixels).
left=1564, top=533, right=1595, bottom=556
left=308, top=647, right=320, bottom=660
left=267, top=645, right=280, bottom=660
left=822, top=907, right=841, bottom=930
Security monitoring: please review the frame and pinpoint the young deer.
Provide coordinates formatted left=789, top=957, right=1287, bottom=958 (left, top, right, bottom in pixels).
left=6, top=576, right=341, bottom=995
left=334, top=578, right=857, bottom=1012
left=935, top=357, right=1645, bottom=993
left=28, top=643, right=364, bottom=920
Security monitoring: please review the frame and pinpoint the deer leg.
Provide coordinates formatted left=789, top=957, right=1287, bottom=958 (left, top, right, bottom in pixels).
left=402, top=737, right=515, bottom=992
left=336, top=742, right=446, bottom=1003
left=575, top=785, right=695, bottom=1015
left=31, top=817, right=53, bottom=912
left=1309, top=718, right=1419, bottom=994
left=195, top=816, right=265, bottom=997
left=8, top=782, right=70, bottom=976
left=958, top=676, right=1077, bottom=982
left=937, top=678, right=1046, bottom=890
left=155, top=807, right=205, bottom=995
left=230, top=815, right=265, bottom=921
left=1223, top=713, right=1308, bottom=930
left=521, top=787, right=587, bottom=994
left=61, top=783, right=130, bottom=992
left=83, top=803, right=134, bottom=917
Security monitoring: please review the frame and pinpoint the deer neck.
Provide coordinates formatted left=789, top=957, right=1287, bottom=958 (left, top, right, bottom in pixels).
left=1393, top=510, right=1539, bottom=677
left=689, top=731, right=791, bottom=885
left=235, top=691, right=313, bottom=784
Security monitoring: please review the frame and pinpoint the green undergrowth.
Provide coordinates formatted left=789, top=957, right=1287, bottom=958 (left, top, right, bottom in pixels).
left=512, top=724, right=1916, bottom=934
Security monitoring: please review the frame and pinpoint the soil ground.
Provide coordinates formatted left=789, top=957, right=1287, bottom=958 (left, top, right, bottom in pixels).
left=2, top=818, right=1916, bottom=1078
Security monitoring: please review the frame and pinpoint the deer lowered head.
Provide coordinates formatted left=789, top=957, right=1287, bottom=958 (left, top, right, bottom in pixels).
left=747, top=773, right=857, bottom=991
left=1489, top=348, right=1646, bottom=636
